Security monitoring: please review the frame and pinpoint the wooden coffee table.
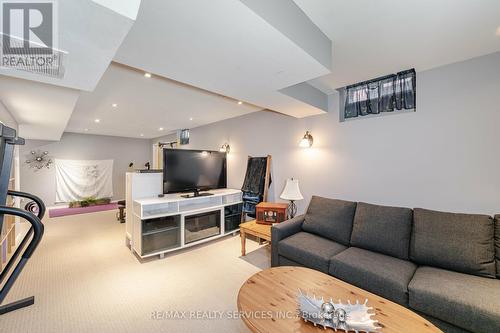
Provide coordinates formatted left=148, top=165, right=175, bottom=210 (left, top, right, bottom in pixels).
left=237, top=266, right=442, bottom=333
left=239, top=220, right=271, bottom=256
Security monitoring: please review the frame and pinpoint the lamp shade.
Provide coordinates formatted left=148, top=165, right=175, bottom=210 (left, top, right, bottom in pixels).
left=280, top=178, right=304, bottom=201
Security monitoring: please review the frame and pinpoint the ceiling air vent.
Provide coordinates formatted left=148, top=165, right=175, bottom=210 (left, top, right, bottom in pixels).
left=0, top=33, right=66, bottom=79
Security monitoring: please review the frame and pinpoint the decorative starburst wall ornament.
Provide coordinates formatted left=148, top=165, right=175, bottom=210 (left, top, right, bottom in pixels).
left=25, top=150, right=53, bottom=171
left=298, top=290, right=380, bottom=332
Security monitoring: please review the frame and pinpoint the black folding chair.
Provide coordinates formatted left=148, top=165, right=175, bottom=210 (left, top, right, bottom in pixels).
left=241, top=155, right=272, bottom=221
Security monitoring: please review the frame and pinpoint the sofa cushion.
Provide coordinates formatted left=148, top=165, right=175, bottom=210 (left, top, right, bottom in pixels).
left=411, top=208, right=496, bottom=278
left=302, top=196, right=356, bottom=246
left=329, top=247, right=417, bottom=306
left=278, top=232, right=347, bottom=273
left=409, top=266, right=500, bottom=333
left=277, top=255, right=303, bottom=267
left=350, top=202, right=413, bottom=259
left=495, top=215, right=500, bottom=278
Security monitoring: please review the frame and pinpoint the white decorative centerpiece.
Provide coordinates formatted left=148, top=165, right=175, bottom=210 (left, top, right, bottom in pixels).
left=298, top=290, right=380, bottom=332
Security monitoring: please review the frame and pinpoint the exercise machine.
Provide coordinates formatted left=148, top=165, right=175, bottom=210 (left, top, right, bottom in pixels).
left=0, top=124, right=45, bottom=315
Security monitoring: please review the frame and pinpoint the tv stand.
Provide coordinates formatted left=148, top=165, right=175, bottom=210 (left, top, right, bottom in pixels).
left=181, top=189, right=214, bottom=198
left=130, top=188, right=243, bottom=260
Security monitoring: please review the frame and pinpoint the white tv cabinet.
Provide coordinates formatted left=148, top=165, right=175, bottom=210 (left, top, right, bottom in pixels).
left=131, top=188, right=242, bottom=259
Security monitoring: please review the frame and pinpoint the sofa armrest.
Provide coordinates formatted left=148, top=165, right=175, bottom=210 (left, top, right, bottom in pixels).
left=271, top=214, right=305, bottom=267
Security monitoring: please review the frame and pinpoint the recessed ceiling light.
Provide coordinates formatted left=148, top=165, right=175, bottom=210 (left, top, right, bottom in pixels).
left=189, top=117, right=193, bottom=121
left=144, top=73, right=152, bottom=78
left=112, top=103, right=118, bottom=108
left=496, top=26, right=500, bottom=36
left=94, top=119, right=100, bottom=123
left=140, top=133, right=144, bottom=137
left=238, top=101, right=243, bottom=105
left=159, top=127, right=164, bottom=131
left=84, top=128, right=89, bottom=132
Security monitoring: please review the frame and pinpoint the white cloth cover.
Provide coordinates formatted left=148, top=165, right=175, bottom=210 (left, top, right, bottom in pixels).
left=55, top=159, right=114, bottom=202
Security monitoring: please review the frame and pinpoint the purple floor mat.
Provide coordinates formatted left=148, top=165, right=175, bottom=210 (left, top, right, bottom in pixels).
left=49, top=203, right=119, bottom=218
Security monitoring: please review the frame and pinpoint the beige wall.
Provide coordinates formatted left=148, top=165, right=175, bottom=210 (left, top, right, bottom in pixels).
left=152, top=52, right=500, bottom=216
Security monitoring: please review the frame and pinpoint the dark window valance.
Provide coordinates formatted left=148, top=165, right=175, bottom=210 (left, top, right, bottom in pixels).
left=344, top=69, right=416, bottom=120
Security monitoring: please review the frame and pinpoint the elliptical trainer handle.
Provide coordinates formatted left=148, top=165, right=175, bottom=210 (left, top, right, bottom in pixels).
left=7, top=190, right=46, bottom=219
left=0, top=206, right=44, bottom=259
left=0, top=206, right=44, bottom=306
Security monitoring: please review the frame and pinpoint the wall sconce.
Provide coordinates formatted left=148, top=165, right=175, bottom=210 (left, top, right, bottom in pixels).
left=299, top=131, right=313, bottom=148
left=219, top=143, right=230, bottom=154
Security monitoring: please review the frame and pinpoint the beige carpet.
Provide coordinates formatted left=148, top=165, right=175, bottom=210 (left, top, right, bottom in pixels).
left=1, top=210, right=270, bottom=333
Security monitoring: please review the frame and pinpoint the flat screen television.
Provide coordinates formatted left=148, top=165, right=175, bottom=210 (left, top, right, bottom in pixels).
left=163, top=149, right=227, bottom=196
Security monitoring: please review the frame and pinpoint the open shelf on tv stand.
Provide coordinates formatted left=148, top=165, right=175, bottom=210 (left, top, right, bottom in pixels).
left=130, top=188, right=243, bottom=260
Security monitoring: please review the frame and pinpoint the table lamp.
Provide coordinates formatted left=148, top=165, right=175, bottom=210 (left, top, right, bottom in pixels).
left=280, top=178, right=303, bottom=218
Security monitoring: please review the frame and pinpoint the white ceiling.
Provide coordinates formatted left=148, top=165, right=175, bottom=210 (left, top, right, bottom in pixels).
left=0, top=0, right=139, bottom=140
left=0, top=0, right=137, bottom=91
left=0, top=75, right=79, bottom=140
left=1, top=0, right=500, bottom=141
left=293, top=0, right=500, bottom=93
left=91, top=0, right=141, bottom=20
left=113, top=0, right=332, bottom=118
left=65, top=63, right=263, bottom=138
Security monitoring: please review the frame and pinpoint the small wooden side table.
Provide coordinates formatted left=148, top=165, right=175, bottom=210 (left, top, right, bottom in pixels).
left=239, top=220, right=271, bottom=256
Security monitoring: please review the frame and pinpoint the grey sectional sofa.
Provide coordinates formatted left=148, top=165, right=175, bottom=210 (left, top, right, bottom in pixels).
left=271, top=196, right=500, bottom=333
